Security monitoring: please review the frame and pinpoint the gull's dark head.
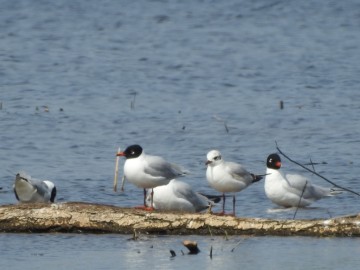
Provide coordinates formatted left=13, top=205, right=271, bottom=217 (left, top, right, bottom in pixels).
left=117, top=144, right=143, bottom=159
left=266, top=153, right=282, bottom=170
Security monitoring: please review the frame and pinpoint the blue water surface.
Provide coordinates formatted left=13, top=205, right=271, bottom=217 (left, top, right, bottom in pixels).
left=1, top=0, right=360, bottom=269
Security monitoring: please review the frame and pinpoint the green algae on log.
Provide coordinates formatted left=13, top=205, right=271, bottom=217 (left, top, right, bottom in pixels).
left=0, top=202, right=359, bottom=237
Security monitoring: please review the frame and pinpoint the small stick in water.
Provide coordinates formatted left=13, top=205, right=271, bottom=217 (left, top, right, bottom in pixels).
left=213, top=115, right=230, bottom=133
left=224, top=122, right=229, bottom=133
left=130, top=91, right=137, bottom=110
left=113, top=147, right=121, bottom=192
left=224, top=230, right=229, bottom=241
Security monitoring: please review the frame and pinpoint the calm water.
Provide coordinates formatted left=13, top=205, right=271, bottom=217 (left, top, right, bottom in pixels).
left=1, top=234, right=360, bottom=270
left=1, top=0, right=360, bottom=269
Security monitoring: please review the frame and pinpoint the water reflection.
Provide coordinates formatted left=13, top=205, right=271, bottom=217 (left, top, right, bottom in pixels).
left=1, top=234, right=360, bottom=270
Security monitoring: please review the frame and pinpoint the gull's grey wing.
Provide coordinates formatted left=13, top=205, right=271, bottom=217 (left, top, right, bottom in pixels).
left=285, top=174, right=331, bottom=199
left=225, top=161, right=253, bottom=182
left=29, top=178, right=49, bottom=198
left=144, top=155, right=188, bottom=179
left=172, top=181, right=209, bottom=211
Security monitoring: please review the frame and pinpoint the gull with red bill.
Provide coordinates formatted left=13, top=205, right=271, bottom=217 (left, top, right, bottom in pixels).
left=265, top=153, right=341, bottom=208
left=116, top=144, right=188, bottom=210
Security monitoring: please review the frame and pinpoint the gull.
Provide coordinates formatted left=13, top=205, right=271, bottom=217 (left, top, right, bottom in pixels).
left=206, top=150, right=263, bottom=215
left=146, top=179, right=220, bottom=212
left=117, top=144, right=188, bottom=210
left=265, top=153, right=341, bottom=207
left=13, top=172, right=56, bottom=203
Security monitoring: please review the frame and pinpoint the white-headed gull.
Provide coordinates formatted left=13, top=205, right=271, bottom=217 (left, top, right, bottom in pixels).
left=146, top=179, right=220, bottom=212
left=13, top=172, right=56, bottom=203
left=265, top=153, right=341, bottom=207
left=117, top=144, right=188, bottom=210
left=206, top=150, right=263, bottom=215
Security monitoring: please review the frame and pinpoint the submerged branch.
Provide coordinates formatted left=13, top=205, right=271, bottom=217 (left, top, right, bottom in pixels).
left=0, top=202, right=360, bottom=237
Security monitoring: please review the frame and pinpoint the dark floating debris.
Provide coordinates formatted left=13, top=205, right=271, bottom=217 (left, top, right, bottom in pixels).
left=35, top=105, right=56, bottom=113
left=170, top=250, right=176, bottom=258
left=154, top=15, right=170, bottom=23
left=279, top=100, right=284, bottom=110
left=182, top=240, right=200, bottom=254
left=129, top=91, right=137, bottom=110
left=230, top=241, right=240, bottom=252
left=224, top=122, right=229, bottom=133
left=35, top=105, right=64, bottom=112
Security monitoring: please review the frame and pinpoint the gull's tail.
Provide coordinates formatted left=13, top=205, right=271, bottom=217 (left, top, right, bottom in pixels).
left=330, top=187, right=343, bottom=196
left=199, top=193, right=222, bottom=204
left=251, top=173, right=269, bottom=183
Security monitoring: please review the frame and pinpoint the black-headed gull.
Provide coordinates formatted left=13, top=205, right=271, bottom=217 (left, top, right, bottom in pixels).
left=117, top=144, right=188, bottom=210
left=146, top=179, right=219, bottom=212
left=206, top=150, right=263, bottom=215
left=13, top=172, right=56, bottom=203
left=265, top=153, right=341, bottom=207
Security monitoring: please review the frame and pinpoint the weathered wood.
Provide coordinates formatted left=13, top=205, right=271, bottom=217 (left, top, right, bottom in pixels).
left=0, top=202, right=360, bottom=237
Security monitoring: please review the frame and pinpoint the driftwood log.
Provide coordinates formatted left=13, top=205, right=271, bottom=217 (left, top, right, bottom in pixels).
left=0, top=202, right=360, bottom=237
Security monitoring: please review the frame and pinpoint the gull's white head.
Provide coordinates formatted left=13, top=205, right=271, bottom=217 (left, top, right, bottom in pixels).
left=206, top=150, right=222, bottom=167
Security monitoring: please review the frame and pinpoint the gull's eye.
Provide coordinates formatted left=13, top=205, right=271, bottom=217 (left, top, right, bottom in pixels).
left=131, top=151, right=135, bottom=155
left=214, top=155, right=221, bottom=161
